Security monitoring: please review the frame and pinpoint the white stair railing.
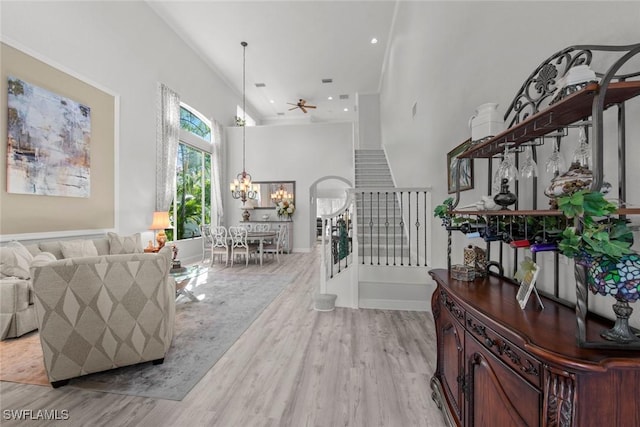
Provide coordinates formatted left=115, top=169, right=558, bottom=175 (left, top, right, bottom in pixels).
left=319, top=187, right=433, bottom=306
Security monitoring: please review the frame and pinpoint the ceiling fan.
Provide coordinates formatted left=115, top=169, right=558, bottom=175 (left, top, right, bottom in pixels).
left=287, top=99, right=317, bottom=114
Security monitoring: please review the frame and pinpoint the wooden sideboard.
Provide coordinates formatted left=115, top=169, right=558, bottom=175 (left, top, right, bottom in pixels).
left=429, top=268, right=640, bottom=427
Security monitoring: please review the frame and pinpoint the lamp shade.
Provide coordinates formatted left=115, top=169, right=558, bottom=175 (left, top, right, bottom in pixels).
left=149, top=211, right=171, bottom=230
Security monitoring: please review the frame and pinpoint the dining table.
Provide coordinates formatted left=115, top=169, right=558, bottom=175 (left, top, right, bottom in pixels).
left=246, top=230, right=277, bottom=266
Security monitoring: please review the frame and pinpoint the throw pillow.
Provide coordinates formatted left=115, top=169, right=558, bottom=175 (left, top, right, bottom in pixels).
left=60, top=240, right=99, bottom=258
left=0, top=241, right=34, bottom=279
left=108, top=232, right=143, bottom=254
left=30, top=252, right=57, bottom=268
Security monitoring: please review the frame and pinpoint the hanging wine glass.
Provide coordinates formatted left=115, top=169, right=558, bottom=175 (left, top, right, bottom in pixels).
left=545, top=139, right=566, bottom=177
left=572, top=126, right=591, bottom=168
left=493, top=144, right=518, bottom=192
left=520, top=145, right=538, bottom=179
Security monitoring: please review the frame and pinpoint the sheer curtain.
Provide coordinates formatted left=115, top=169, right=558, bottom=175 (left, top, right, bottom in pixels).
left=156, top=83, right=180, bottom=211
left=211, top=119, right=225, bottom=225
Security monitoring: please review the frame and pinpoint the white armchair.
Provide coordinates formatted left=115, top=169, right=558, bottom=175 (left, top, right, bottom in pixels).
left=30, top=247, right=174, bottom=387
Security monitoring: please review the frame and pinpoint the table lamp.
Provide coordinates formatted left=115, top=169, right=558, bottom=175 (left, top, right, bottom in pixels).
left=149, top=211, right=171, bottom=248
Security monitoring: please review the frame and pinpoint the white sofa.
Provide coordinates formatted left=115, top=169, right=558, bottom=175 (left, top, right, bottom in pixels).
left=1, top=233, right=175, bottom=387
left=0, top=234, right=130, bottom=339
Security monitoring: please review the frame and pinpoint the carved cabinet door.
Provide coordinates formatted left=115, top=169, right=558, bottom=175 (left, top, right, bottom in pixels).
left=437, top=300, right=466, bottom=423
left=465, top=333, right=541, bottom=427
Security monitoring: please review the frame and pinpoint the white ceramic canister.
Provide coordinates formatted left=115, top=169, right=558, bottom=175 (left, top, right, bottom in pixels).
left=469, top=103, right=505, bottom=142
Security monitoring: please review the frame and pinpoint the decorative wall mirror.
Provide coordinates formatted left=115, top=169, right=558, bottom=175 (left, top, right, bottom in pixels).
left=252, top=181, right=295, bottom=209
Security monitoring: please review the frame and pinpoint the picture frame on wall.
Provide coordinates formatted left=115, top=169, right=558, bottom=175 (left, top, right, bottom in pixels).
left=447, top=138, right=474, bottom=194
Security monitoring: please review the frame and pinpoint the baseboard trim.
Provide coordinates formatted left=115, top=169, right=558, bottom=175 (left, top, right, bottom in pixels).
left=358, top=298, right=430, bottom=312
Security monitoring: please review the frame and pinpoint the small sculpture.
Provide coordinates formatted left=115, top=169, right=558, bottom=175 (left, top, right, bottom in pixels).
left=493, top=178, right=517, bottom=209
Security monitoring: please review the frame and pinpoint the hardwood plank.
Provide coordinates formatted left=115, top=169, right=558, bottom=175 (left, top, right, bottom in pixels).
left=0, top=248, right=445, bottom=426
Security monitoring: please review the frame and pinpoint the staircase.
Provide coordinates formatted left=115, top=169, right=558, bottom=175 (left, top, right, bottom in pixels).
left=354, top=150, right=393, bottom=188
left=354, top=150, right=409, bottom=263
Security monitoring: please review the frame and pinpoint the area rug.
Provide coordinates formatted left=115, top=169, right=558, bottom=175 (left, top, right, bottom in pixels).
left=0, top=271, right=293, bottom=401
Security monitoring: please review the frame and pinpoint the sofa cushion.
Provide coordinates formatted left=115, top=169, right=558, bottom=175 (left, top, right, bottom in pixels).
left=30, top=252, right=57, bottom=268
left=60, top=240, right=99, bottom=258
left=24, top=244, right=41, bottom=257
left=92, top=238, right=110, bottom=256
left=108, top=232, right=143, bottom=254
left=0, top=241, right=33, bottom=279
left=38, top=242, right=64, bottom=260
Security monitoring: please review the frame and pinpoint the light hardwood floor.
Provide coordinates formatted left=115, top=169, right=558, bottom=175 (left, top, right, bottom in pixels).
left=0, top=247, right=445, bottom=427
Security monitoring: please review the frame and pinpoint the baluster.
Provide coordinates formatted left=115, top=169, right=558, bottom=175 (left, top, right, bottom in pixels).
left=424, top=191, right=428, bottom=266
left=400, top=191, right=404, bottom=266
left=415, top=191, right=420, bottom=266
left=385, top=192, right=389, bottom=266
left=408, top=191, right=412, bottom=266
left=393, top=191, right=397, bottom=266
left=369, top=191, right=374, bottom=265
left=361, top=192, right=365, bottom=265
left=377, top=192, right=380, bottom=265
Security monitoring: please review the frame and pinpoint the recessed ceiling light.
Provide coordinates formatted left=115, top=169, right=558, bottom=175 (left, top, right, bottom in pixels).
left=269, top=100, right=275, bottom=104
left=343, top=107, right=349, bottom=112
left=371, top=38, right=378, bottom=44
left=328, top=96, right=333, bottom=100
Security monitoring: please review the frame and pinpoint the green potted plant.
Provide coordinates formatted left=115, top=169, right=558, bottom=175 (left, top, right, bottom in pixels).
left=433, top=197, right=454, bottom=226
left=556, top=189, right=640, bottom=343
left=557, top=190, right=634, bottom=264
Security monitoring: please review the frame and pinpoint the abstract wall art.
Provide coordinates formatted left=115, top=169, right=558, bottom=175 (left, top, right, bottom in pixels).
left=7, top=76, right=91, bottom=197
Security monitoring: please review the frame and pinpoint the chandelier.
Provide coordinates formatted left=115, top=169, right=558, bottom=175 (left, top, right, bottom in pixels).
left=270, top=184, right=292, bottom=204
left=230, top=41, right=257, bottom=220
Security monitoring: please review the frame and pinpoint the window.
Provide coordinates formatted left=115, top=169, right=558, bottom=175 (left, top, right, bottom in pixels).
left=166, top=104, right=212, bottom=241
left=180, top=106, right=211, bottom=141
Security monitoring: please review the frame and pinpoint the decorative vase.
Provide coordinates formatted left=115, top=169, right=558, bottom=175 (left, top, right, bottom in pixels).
left=584, top=253, right=640, bottom=343
left=469, top=103, right=505, bottom=143
left=544, top=162, right=593, bottom=208
left=493, top=178, right=517, bottom=209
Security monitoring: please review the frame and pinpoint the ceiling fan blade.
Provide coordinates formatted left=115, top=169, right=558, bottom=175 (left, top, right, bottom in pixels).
left=301, top=106, right=308, bottom=113
left=287, top=103, right=297, bottom=106
left=305, top=105, right=317, bottom=109
left=288, top=106, right=298, bottom=111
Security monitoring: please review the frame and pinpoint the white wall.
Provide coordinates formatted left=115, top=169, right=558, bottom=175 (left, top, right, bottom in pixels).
left=356, top=93, right=382, bottom=149
left=224, top=122, right=354, bottom=251
left=379, top=1, right=640, bottom=323
left=380, top=1, right=640, bottom=269
left=0, top=1, right=257, bottom=260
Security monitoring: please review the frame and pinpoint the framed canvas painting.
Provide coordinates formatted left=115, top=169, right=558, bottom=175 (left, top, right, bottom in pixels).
left=7, top=76, right=91, bottom=197
left=447, top=138, right=474, bottom=194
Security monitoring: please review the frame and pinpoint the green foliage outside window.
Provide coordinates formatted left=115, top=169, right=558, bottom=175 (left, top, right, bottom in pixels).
left=165, top=105, right=213, bottom=241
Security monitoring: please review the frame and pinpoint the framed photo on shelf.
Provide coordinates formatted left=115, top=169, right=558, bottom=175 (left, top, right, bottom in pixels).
left=516, top=259, right=542, bottom=310
left=447, top=138, right=474, bottom=194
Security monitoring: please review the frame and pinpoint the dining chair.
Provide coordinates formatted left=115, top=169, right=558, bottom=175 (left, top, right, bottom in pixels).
left=262, top=225, right=287, bottom=262
left=210, top=225, right=229, bottom=266
left=200, top=224, right=213, bottom=263
left=238, top=223, right=253, bottom=231
left=228, top=226, right=258, bottom=266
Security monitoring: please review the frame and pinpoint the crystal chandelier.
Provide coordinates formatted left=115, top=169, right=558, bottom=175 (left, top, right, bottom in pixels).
left=270, top=184, right=292, bottom=204
left=230, top=41, right=257, bottom=219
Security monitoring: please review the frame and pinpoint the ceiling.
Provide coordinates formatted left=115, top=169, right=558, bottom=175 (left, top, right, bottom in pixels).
left=148, top=1, right=397, bottom=124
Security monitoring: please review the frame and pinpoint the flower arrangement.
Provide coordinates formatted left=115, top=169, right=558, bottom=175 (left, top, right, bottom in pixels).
left=276, top=200, right=295, bottom=218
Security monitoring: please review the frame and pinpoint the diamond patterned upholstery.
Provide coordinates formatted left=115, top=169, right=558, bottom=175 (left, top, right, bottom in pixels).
left=30, top=248, right=174, bottom=384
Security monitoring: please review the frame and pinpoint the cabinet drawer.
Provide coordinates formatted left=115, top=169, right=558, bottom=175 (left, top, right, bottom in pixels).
left=440, top=289, right=465, bottom=325
left=465, top=313, right=541, bottom=388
